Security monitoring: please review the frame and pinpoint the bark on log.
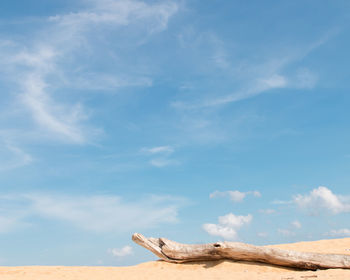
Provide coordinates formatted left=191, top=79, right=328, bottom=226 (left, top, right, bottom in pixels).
left=132, top=233, right=350, bottom=270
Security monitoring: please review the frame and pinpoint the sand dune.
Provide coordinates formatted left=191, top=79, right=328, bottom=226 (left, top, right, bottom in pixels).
left=1, top=238, right=349, bottom=279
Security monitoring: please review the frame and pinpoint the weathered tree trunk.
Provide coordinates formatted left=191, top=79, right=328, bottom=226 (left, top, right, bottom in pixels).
left=132, top=233, right=350, bottom=270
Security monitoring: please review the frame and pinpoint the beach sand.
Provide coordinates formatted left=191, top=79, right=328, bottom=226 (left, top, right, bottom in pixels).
left=1, top=238, right=349, bottom=279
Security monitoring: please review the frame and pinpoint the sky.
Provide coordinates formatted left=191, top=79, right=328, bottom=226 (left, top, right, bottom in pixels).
left=0, top=0, right=350, bottom=266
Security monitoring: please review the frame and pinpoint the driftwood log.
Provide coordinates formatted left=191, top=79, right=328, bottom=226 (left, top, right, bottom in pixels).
left=132, top=233, right=350, bottom=270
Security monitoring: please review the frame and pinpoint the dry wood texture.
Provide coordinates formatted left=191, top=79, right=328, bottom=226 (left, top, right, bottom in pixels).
left=132, top=233, right=350, bottom=270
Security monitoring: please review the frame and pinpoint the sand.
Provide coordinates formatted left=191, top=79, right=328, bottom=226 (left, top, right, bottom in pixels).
left=1, top=238, right=350, bottom=280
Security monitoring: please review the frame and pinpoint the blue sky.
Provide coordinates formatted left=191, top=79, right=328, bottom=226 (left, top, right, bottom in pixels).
left=0, top=0, right=350, bottom=266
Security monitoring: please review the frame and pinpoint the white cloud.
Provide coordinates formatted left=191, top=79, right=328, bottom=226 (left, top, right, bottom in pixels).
left=210, top=190, right=261, bottom=202
left=218, top=213, right=252, bottom=227
left=325, top=229, right=350, bottom=237
left=259, top=209, right=275, bottom=215
left=293, top=186, right=350, bottom=214
left=0, top=193, right=184, bottom=234
left=141, top=146, right=174, bottom=155
left=203, top=224, right=239, bottom=240
left=228, top=191, right=247, bottom=202
left=291, top=220, right=302, bottom=229
left=203, top=213, right=252, bottom=240
left=149, top=158, right=179, bottom=168
left=109, top=245, right=133, bottom=257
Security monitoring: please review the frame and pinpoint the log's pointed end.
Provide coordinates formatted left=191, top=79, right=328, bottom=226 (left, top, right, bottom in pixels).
left=132, top=233, right=179, bottom=263
left=132, top=233, right=144, bottom=243
left=132, top=233, right=155, bottom=250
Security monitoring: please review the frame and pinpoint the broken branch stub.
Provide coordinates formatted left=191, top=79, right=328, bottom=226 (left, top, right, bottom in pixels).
left=132, top=233, right=350, bottom=270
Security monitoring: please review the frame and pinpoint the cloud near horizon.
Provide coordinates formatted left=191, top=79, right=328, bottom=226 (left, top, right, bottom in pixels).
left=109, top=245, right=133, bottom=257
left=210, top=190, right=261, bottom=202
left=325, top=229, right=350, bottom=237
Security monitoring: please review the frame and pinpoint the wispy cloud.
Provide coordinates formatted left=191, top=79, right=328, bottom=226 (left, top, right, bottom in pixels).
left=172, top=31, right=332, bottom=110
left=0, top=192, right=185, bottom=234
left=277, top=219, right=303, bottom=237
left=194, top=74, right=288, bottom=108
left=141, top=145, right=174, bottom=155
left=50, top=0, right=178, bottom=34
left=0, top=195, right=30, bottom=233
left=1, top=42, right=91, bottom=144
left=141, top=145, right=179, bottom=168
left=259, top=209, right=276, bottom=215
left=0, top=140, right=33, bottom=171
left=203, top=213, right=252, bottom=240
left=72, top=74, right=153, bottom=91
left=325, top=229, right=350, bottom=237
left=173, top=69, right=309, bottom=110
left=0, top=215, right=24, bottom=234
left=108, top=245, right=133, bottom=257
left=149, top=158, right=179, bottom=168
left=210, top=190, right=261, bottom=202
left=291, top=220, right=302, bottom=229
left=272, top=199, right=293, bottom=205
left=28, top=193, right=182, bottom=232
left=0, top=0, right=179, bottom=145
left=21, top=72, right=88, bottom=143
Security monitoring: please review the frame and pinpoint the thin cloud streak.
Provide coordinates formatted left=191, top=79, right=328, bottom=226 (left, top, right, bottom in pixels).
left=172, top=32, right=335, bottom=110
left=210, top=190, right=261, bottom=202
left=51, top=0, right=178, bottom=34
left=0, top=140, right=33, bottom=171
left=0, top=193, right=185, bottom=234
left=149, top=158, right=179, bottom=168
left=141, top=145, right=174, bottom=155
left=325, top=229, right=350, bottom=237
left=21, top=73, right=87, bottom=143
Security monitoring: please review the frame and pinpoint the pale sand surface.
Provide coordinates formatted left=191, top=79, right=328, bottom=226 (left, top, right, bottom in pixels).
left=1, top=238, right=350, bottom=280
